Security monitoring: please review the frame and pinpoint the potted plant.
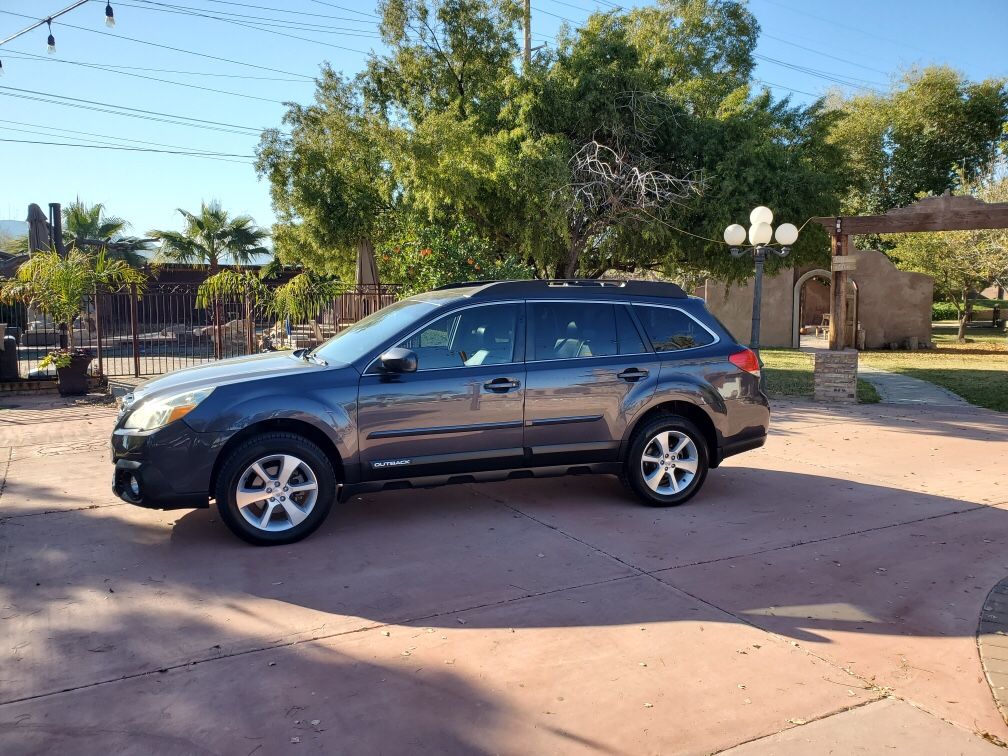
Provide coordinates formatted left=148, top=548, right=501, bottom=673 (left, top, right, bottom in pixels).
left=1, top=247, right=145, bottom=395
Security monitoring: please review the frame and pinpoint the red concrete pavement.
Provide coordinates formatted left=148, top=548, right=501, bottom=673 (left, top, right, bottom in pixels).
left=0, top=396, right=1005, bottom=753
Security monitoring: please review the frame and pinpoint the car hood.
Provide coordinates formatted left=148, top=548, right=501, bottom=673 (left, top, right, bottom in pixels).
left=129, top=351, right=343, bottom=402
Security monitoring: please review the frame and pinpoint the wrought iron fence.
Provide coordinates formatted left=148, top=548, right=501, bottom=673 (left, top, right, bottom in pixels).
left=2, top=282, right=400, bottom=381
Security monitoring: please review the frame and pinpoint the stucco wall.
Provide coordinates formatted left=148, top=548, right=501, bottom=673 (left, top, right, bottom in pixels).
left=849, top=249, right=933, bottom=349
left=702, top=249, right=934, bottom=349
left=702, top=270, right=794, bottom=347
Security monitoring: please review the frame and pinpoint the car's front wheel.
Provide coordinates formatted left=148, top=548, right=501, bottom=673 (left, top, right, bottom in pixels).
left=214, top=432, right=336, bottom=545
left=625, top=415, right=709, bottom=507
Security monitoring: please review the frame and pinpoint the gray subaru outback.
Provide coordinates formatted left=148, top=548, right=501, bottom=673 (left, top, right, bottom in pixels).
left=112, top=280, right=769, bottom=545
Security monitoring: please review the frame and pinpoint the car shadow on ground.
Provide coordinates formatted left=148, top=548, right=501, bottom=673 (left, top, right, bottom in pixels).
left=3, top=464, right=1006, bottom=744
left=9, top=463, right=993, bottom=640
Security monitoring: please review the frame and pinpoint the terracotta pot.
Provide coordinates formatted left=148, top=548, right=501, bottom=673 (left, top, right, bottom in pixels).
left=55, top=353, right=94, bottom=396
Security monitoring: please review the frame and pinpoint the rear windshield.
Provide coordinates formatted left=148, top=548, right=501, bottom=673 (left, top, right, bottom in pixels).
left=311, top=298, right=437, bottom=364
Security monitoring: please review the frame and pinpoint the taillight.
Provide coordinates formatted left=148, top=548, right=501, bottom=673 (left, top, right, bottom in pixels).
left=729, top=347, right=760, bottom=375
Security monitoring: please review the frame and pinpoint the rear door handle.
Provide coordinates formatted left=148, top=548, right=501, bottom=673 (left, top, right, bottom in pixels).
left=618, top=368, right=649, bottom=382
left=484, top=377, right=521, bottom=392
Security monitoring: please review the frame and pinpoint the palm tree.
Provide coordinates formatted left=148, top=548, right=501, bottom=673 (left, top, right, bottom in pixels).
left=63, top=200, right=150, bottom=267
left=149, top=201, right=270, bottom=275
left=150, top=201, right=270, bottom=357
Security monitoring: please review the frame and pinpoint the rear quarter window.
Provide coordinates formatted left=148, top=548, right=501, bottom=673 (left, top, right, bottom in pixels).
left=633, top=305, right=715, bottom=351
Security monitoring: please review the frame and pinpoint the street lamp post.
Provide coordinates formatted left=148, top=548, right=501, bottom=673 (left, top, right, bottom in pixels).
left=723, top=206, right=799, bottom=363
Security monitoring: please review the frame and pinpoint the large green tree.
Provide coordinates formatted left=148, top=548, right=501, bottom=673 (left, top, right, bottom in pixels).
left=259, top=0, right=848, bottom=283
left=829, top=67, right=1008, bottom=216
left=886, top=173, right=1008, bottom=341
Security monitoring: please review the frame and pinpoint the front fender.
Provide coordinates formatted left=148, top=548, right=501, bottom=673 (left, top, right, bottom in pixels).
left=185, top=376, right=359, bottom=465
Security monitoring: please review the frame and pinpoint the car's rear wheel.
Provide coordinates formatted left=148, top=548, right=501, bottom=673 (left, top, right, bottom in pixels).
left=625, top=415, right=709, bottom=507
left=215, top=432, right=336, bottom=545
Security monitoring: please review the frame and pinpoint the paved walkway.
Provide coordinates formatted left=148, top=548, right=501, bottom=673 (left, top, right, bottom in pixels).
left=1, top=396, right=1007, bottom=753
left=858, top=364, right=973, bottom=408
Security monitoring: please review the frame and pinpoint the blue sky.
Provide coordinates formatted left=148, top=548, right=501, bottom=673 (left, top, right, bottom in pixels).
left=1, top=0, right=1006, bottom=237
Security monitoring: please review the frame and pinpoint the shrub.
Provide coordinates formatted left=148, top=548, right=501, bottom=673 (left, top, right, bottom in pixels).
left=931, top=301, right=959, bottom=321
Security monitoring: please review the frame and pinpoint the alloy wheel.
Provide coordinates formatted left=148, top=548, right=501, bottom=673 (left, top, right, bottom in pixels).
left=235, top=454, right=319, bottom=532
left=640, top=430, right=699, bottom=496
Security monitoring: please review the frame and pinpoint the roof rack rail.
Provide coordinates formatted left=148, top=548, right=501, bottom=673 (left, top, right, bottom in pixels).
left=430, top=279, right=687, bottom=298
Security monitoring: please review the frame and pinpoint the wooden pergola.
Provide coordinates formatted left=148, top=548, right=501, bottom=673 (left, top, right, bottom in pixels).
left=813, top=192, right=1008, bottom=350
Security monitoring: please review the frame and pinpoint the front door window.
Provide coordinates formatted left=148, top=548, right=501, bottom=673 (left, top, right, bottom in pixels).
left=396, top=304, right=519, bottom=370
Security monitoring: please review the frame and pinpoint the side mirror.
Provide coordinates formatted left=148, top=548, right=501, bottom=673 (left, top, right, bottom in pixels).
left=379, top=347, right=417, bottom=373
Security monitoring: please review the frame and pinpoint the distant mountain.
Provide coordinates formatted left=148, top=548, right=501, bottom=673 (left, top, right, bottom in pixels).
left=0, top=220, right=28, bottom=239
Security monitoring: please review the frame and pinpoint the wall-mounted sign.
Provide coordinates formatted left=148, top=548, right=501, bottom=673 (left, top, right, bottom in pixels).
left=831, top=255, right=857, bottom=272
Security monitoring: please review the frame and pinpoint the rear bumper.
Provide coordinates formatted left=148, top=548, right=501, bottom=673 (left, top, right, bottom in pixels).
left=110, top=421, right=218, bottom=510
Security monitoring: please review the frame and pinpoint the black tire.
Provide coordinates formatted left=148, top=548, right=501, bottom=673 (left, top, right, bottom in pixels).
left=214, top=432, right=337, bottom=546
left=624, top=415, right=709, bottom=507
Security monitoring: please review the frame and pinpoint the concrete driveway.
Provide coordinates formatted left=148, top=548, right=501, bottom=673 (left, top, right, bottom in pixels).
left=0, top=395, right=1006, bottom=754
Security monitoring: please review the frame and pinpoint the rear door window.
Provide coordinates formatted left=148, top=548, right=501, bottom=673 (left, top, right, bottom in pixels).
left=529, top=302, right=618, bottom=361
left=632, top=305, right=715, bottom=351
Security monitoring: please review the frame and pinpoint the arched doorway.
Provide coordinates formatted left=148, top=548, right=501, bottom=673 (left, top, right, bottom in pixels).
left=792, top=269, right=858, bottom=348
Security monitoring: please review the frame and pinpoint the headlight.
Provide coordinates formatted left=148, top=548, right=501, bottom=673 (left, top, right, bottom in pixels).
left=123, top=388, right=214, bottom=431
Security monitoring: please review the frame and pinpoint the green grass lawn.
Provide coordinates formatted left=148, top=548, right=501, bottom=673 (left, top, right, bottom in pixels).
left=761, top=349, right=881, bottom=403
left=760, top=322, right=1006, bottom=410
left=858, top=322, right=1007, bottom=411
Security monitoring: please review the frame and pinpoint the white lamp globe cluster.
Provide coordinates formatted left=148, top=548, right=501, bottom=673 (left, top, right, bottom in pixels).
left=723, top=206, right=799, bottom=249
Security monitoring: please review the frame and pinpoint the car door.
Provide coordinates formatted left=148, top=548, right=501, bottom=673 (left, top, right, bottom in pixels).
left=523, top=300, right=658, bottom=466
left=357, top=302, right=526, bottom=480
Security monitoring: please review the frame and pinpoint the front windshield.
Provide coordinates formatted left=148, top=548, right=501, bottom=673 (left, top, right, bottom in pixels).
left=311, top=298, right=438, bottom=365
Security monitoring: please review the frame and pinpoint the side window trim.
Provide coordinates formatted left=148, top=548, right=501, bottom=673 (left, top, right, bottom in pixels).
left=617, top=303, right=652, bottom=356
left=630, top=302, right=720, bottom=353
left=364, top=300, right=525, bottom=374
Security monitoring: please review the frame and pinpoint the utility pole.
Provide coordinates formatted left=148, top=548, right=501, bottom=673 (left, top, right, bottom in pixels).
left=523, top=0, right=531, bottom=72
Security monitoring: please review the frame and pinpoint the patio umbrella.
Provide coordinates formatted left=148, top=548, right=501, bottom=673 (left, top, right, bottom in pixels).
left=355, top=239, right=381, bottom=318
left=27, top=203, right=51, bottom=253
left=355, top=238, right=380, bottom=288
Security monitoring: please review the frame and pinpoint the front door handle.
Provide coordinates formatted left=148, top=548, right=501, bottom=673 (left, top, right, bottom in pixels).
left=618, top=368, right=649, bottom=382
left=483, top=377, right=521, bottom=392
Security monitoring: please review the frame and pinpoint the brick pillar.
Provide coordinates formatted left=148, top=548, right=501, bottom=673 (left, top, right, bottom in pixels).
left=813, top=349, right=858, bottom=404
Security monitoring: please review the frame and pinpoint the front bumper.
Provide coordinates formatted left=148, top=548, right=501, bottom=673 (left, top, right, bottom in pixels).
left=111, top=420, right=218, bottom=510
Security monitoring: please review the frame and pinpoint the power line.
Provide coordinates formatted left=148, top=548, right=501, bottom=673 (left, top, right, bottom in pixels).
left=0, top=137, right=256, bottom=162
left=1, top=53, right=306, bottom=81
left=754, top=78, right=820, bottom=99
left=531, top=3, right=579, bottom=24
left=0, top=127, right=255, bottom=163
left=309, top=0, right=380, bottom=19
left=0, top=9, right=315, bottom=79
left=0, top=85, right=269, bottom=136
left=753, top=0, right=942, bottom=58
left=754, top=53, right=885, bottom=93
left=0, top=0, right=89, bottom=47
left=124, top=0, right=379, bottom=31
left=2, top=49, right=292, bottom=104
left=0, top=117, right=258, bottom=157
left=760, top=32, right=891, bottom=77
left=108, top=1, right=374, bottom=54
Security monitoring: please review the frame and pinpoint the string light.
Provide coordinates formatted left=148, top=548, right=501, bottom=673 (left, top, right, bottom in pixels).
left=0, top=2, right=110, bottom=71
